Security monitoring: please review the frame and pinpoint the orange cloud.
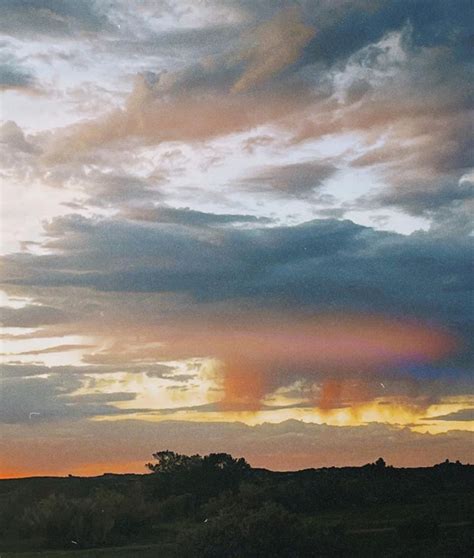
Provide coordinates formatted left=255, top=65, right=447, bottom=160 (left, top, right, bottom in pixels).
left=90, top=312, right=458, bottom=410
left=43, top=8, right=315, bottom=163
left=231, top=7, right=315, bottom=93
left=45, top=89, right=309, bottom=163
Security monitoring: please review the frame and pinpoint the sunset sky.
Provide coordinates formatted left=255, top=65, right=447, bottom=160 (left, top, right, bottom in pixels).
left=0, top=0, right=473, bottom=478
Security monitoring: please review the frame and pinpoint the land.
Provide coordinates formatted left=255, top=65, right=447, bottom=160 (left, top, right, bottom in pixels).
left=1, top=455, right=473, bottom=557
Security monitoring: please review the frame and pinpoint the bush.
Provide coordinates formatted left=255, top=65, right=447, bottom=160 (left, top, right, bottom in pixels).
left=178, top=501, right=350, bottom=558
left=21, top=487, right=152, bottom=548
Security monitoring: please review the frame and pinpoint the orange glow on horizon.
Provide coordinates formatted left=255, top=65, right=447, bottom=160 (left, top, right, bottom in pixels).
left=0, top=460, right=147, bottom=480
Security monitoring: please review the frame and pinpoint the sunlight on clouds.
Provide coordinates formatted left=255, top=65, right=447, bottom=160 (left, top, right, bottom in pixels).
left=0, top=290, right=32, bottom=308
left=73, top=358, right=221, bottom=412
left=1, top=334, right=96, bottom=366
left=1, top=178, right=83, bottom=253
left=97, top=404, right=472, bottom=436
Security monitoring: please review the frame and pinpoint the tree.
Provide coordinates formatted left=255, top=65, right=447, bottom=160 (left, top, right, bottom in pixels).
left=146, top=451, right=249, bottom=475
left=146, top=451, right=251, bottom=500
left=146, top=450, right=202, bottom=474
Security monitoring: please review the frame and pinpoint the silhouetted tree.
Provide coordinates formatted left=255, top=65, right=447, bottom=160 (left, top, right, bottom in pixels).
left=146, top=451, right=249, bottom=476
left=147, top=451, right=251, bottom=500
left=146, top=450, right=202, bottom=473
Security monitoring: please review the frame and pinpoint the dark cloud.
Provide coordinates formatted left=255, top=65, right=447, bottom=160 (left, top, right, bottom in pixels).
left=236, top=0, right=473, bottom=65
left=372, top=179, right=474, bottom=220
left=2, top=215, right=472, bottom=331
left=428, top=408, right=474, bottom=422
left=0, top=0, right=109, bottom=37
left=123, top=206, right=273, bottom=226
left=0, top=62, right=35, bottom=91
left=125, top=24, right=243, bottom=58
left=0, top=372, right=138, bottom=423
left=78, top=172, right=164, bottom=209
left=242, top=161, right=337, bottom=197
left=0, top=362, right=185, bottom=379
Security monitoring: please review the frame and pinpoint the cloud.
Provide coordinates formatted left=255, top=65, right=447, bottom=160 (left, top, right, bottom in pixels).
left=1, top=213, right=471, bottom=409
left=2, top=215, right=471, bottom=327
left=0, top=0, right=109, bottom=37
left=0, top=62, right=35, bottom=91
left=0, top=362, right=182, bottom=379
left=0, top=121, right=39, bottom=153
left=230, top=7, right=315, bottom=93
left=241, top=160, right=337, bottom=197
left=43, top=73, right=311, bottom=164
left=1, top=418, right=473, bottom=476
left=428, top=408, right=474, bottom=422
left=74, top=171, right=165, bottom=209
left=0, top=305, right=72, bottom=327
left=41, top=7, right=318, bottom=163
left=122, top=206, right=272, bottom=226
left=33, top=3, right=472, bottom=238
left=14, top=344, right=95, bottom=356
left=1, top=0, right=473, bottom=471
left=0, top=373, right=143, bottom=423
left=294, top=27, right=474, bottom=226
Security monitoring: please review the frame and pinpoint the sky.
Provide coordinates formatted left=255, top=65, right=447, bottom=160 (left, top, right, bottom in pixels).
left=0, top=0, right=473, bottom=478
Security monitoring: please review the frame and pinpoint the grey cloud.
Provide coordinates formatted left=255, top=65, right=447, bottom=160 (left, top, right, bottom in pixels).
left=428, top=408, right=474, bottom=422
left=145, top=364, right=178, bottom=378
left=372, top=178, right=474, bottom=218
left=162, top=374, right=197, bottom=383
left=2, top=214, right=472, bottom=331
left=292, top=18, right=473, bottom=225
left=0, top=0, right=109, bottom=37
left=0, top=372, right=145, bottom=423
left=123, top=206, right=273, bottom=226
left=209, top=0, right=472, bottom=70
left=0, top=362, right=185, bottom=379
left=1, top=304, right=72, bottom=327
left=355, top=172, right=474, bottom=234
left=79, top=172, right=164, bottom=209
left=428, top=197, right=474, bottom=237
left=126, top=24, right=242, bottom=58
left=14, top=344, right=94, bottom=356
left=242, top=161, right=337, bottom=197
left=0, top=121, right=39, bottom=154
left=0, top=62, right=35, bottom=91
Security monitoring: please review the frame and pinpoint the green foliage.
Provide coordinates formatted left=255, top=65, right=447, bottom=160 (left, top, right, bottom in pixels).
left=20, top=487, right=151, bottom=548
left=154, top=493, right=196, bottom=522
left=147, top=451, right=251, bottom=501
left=180, top=502, right=350, bottom=558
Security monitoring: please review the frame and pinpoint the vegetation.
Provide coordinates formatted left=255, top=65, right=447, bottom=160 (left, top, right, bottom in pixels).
left=1, top=454, right=472, bottom=557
